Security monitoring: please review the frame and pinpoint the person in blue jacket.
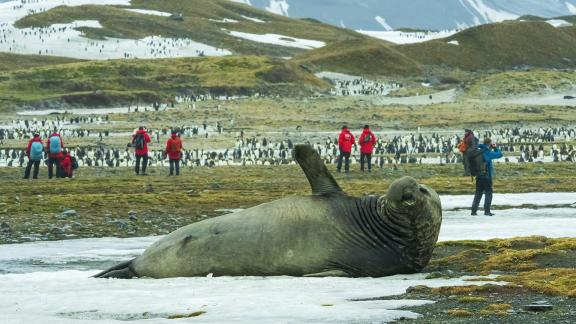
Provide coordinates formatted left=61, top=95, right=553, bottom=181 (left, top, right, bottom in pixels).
left=471, top=137, right=503, bottom=216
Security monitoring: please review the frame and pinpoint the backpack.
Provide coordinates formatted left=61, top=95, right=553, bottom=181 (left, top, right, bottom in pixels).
left=134, top=133, right=145, bottom=150
left=457, top=139, right=468, bottom=153
left=71, top=156, right=79, bottom=170
left=468, top=148, right=487, bottom=177
left=49, top=136, right=61, bottom=154
left=169, top=138, right=181, bottom=153
left=30, top=141, right=43, bottom=161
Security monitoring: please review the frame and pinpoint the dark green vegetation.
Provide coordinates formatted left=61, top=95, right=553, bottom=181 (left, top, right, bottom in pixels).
left=292, top=38, right=422, bottom=77
left=0, top=162, right=574, bottom=244
left=15, top=0, right=362, bottom=57
left=386, top=236, right=576, bottom=323
left=0, top=56, right=329, bottom=110
left=0, top=53, right=81, bottom=72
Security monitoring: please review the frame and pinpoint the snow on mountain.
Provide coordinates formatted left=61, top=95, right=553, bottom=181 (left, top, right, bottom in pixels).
left=239, top=0, right=576, bottom=30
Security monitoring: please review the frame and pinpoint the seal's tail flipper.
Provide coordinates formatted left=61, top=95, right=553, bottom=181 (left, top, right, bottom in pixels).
left=294, top=145, right=342, bottom=196
left=93, top=259, right=137, bottom=279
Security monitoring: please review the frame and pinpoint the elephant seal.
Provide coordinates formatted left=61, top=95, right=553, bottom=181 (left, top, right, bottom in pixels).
left=95, top=145, right=442, bottom=279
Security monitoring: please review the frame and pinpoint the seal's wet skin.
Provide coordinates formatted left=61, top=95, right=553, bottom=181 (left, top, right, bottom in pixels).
left=94, top=145, right=442, bottom=279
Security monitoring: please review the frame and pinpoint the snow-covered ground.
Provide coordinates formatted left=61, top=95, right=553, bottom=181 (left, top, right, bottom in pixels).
left=227, top=30, right=325, bottom=49
left=0, top=0, right=231, bottom=59
left=0, top=192, right=573, bottom=323
left=357, top=29, right=459, bottom=44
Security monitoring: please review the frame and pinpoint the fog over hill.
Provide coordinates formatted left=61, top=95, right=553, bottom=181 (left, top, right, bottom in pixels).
left=236, top=0, right=576, bottom=30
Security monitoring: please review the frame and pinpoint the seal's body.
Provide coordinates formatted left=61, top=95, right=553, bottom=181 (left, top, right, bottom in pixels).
left=95, top=145, right=442, bottom=279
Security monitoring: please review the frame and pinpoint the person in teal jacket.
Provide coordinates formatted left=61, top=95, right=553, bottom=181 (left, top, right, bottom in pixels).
left=471, top=137, right=503, bottom=216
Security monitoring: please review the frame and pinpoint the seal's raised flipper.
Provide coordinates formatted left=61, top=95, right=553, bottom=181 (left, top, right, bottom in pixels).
left=93, top=259, right=137, bottom=279
left=294, top=145, right=342, bottom=195
left=304, top=270, right=348, bottom=277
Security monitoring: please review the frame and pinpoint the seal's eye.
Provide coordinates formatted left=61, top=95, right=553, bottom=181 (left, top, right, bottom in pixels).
left=419, top=187, right=430, bottom=196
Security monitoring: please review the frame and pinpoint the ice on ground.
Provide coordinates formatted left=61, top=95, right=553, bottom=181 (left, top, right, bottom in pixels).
left=209, top=18, right=239, bottom=23
left=228, top=30, right=325, bottom=49
left=124, top=9, right=172, bottom=17
left=447, top=40, right=459, bottom=45
left=0, top=270, right=500, bottom=324
left=357, top=29, right=459, bottom=44
left=442, top=192, right=576, bottom=210
left=0, top=0, right=231, bottom=59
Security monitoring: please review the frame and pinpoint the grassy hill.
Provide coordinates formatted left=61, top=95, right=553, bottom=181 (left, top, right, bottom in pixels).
left=465, top=69, right=576, bottom=98
left=291, top=38, right=422, bottom=77
left=397, top=21, right=576, bottom=71
left=15, top=0, right=363, bottom=58
left=0, top=53, right=81, bottom=72
left=0, top=55, right=330, bottom=110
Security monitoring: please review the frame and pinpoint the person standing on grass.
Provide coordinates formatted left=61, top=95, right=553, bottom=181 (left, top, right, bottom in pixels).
left=24, top=133, right=43, bottom=180
left=60, top=149, right=73, bottom=178
left=46, top=130, right=64, bottom=179
left=165, top=131, right=183, bottom=176
left=132, top=126, right=151, bottom=175
left=471, top=137, right=503, bottom=216
left=358, top=125, right=377, bottom=172
left=337, top=125, right=355, bottom=174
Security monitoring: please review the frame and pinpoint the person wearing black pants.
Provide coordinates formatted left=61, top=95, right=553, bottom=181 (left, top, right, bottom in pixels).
left=47, top=157, right=62, bottom=179
left=135, top=154, right=149, bottom=175
left=24, top=160, right=41, bottom=179
left=169, top=159, right=180, bottom=176
left=471, top=138, right=503, bottom=216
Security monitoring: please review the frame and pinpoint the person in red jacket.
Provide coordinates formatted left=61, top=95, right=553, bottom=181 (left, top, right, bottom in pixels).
left=165, top=131, right=183, bottom=176
left=358, top=125, right=377, bottom=172
left=60, top=149, right=73, bottom=178
left=337, top=125, right=355, bottom=174
left=46, top=131, right=64, bottom=179
left=132, top=126, right=152, bottom=175
left=24, top=133, right=43, bottom=179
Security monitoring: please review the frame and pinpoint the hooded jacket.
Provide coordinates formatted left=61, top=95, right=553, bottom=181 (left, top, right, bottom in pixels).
left=358, top=129, right=377, bottom=154
left=478, top=144, right=503, bottom=178
left=338, top=128, right=355, bottom=153
left=165, top=134, right=183, bottom=160
left=132, top=129, right=151, bottom=156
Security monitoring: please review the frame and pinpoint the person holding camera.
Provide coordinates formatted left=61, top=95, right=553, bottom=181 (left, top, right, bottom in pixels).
left=471, top=137, right=503, bottom=216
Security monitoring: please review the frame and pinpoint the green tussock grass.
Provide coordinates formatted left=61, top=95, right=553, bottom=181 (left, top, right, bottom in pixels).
left=466, top=69, right=576, bottom=99
left=0, top=56, right=329, bottom=110
left=0, top=53, right=81, bottom=72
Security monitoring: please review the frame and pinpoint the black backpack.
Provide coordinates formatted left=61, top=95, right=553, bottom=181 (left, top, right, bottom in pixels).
left=71, top=156, right=79, bottom=170
left=468, top=147, right=487, bottom=177
left=134, top=134, right=145, bottom=150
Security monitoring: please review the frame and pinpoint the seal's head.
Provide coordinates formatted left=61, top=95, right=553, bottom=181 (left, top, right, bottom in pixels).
left=378, top=176, right=442, bottom=270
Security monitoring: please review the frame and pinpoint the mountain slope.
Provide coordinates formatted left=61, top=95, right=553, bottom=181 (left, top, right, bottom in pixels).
left=243, top=0, right=576, bottom=30
left=291, top=38, right=422, bottom=77
left=397, top=21, right=576, bottom=70
left=13, top=0, right=362, bottom=58
left=0, top=53, right=81, bottom=72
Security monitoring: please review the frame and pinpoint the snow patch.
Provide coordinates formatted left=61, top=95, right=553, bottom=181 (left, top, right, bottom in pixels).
left=209, top=18, right=239, bottom=23
left=546, top=19, right=573, bottom=28
left=229, top=0, right=252, bottom=5
left=228, top=31, right=325, bottom=49
left=124, top=9, right=172, bottom=17
left=241, top=15, right=266, bottom=23
left=447, top=40, right=459, bottom=45
left=357, top=30, right=459, bottom=44
left=266, top=0, right=289, bottom=16
left=375, top=16, right=393, bottom=31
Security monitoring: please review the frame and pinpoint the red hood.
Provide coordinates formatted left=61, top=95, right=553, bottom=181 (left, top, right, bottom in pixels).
left=31, top=137, right=43, bottom=142
left=171, top=135, right=178, bottom=139
left=136, top=130, right=147, bottom=135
